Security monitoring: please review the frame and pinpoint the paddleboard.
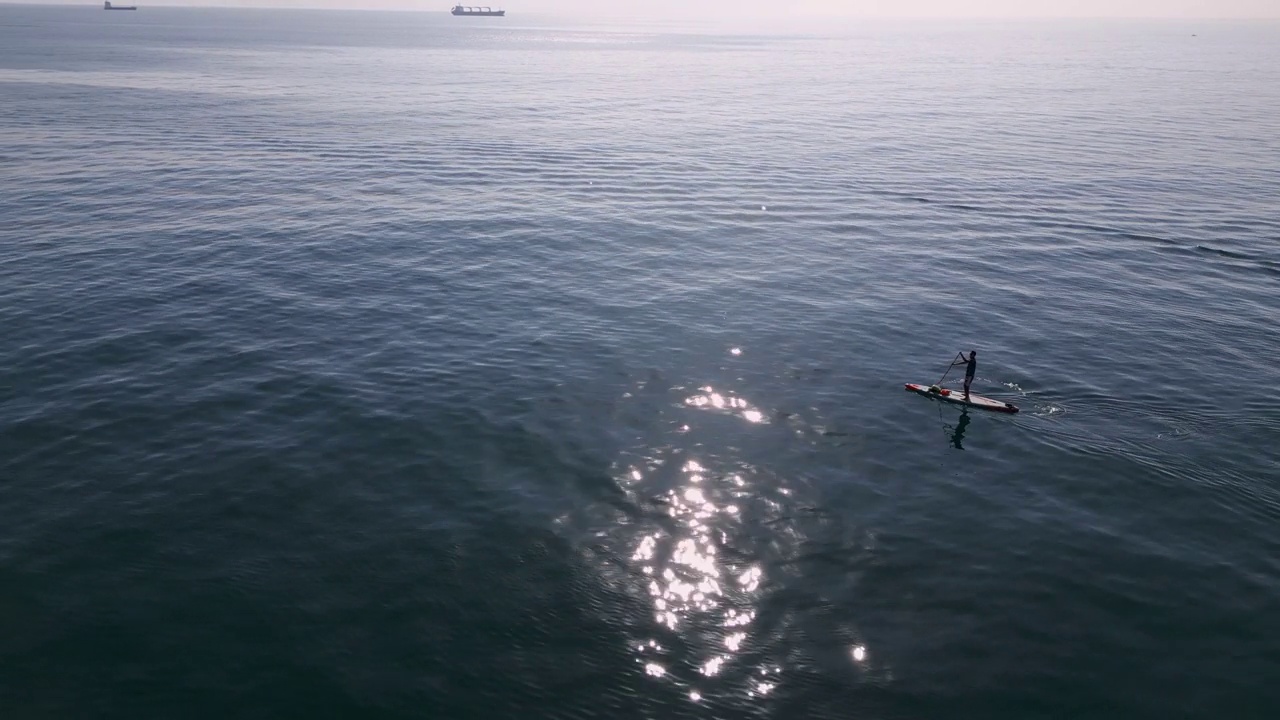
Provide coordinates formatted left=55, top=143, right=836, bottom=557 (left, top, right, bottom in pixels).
left=905, top=383, right=1019, bottom=413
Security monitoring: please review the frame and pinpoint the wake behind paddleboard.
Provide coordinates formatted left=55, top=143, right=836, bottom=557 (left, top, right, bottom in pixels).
left=905, top=383, right=1019, bottom=413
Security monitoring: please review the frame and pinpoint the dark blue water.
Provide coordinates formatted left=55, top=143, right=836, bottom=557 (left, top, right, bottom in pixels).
left=3, top=6, right=1279, bottom=718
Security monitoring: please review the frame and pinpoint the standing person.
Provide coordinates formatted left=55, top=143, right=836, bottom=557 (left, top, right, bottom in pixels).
left=950, top=350, right=977, bottom=400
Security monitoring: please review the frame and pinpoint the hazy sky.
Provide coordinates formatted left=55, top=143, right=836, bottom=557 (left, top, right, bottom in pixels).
left=9, top=0, right=1280, bottom=18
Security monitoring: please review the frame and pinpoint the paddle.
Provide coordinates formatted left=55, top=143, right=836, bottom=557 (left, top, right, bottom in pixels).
left=935, top=352, right=963, bottom=388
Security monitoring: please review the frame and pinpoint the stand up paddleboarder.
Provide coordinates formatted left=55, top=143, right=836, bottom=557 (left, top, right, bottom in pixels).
left=951, top=350, right=977, bottom=400
left=909, top=349, right=1017, bottom=413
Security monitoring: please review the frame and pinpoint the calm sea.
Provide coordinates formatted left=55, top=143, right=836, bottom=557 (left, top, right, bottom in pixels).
left=2, top=5, right=1279, bottom=718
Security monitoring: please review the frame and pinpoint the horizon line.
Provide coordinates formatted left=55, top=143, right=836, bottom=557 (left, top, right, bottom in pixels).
left=4, top=1, right=1278, bottom=21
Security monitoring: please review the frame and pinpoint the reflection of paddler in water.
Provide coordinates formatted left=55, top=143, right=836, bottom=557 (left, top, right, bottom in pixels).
left=948, top=410, right=971, bottom=449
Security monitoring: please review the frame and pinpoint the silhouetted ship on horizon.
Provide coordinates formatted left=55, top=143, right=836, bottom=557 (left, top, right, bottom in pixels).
left=104, top=1, right=138, bottom=9
left=451, top=5, right=505, bottom=16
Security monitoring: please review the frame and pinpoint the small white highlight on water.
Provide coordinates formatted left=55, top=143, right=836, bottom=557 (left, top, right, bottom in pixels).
left=726, top=632, right=746, bottom=651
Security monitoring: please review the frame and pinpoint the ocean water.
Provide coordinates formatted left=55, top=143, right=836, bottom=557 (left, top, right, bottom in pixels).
left=2, top=5, right=1279, bottom=718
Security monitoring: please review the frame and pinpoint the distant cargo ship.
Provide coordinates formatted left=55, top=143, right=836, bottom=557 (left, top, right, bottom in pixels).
left=104, top=1, right=138, bottom=9
left=451, top=5, right=505, bottom=16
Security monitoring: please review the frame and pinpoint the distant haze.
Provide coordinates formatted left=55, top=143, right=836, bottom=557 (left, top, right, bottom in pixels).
left=5, top=0, right=1278, bottom=18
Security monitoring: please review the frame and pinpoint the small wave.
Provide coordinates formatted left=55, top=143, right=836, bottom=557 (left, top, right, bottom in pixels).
left=1195, top=245, right=1259, bottom=261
